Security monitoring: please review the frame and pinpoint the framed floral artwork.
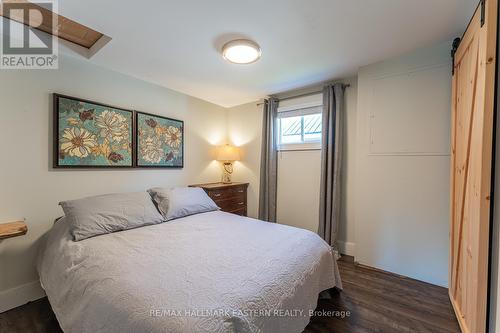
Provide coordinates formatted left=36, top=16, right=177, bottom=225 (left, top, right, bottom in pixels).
left=53, top=94, right=134, bottom=168
left=136, top=111, right=184, bottom=168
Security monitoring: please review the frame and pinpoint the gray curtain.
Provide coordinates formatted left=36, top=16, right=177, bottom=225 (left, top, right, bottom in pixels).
left=318, top=83, right=344, bottom=254
left=258, top=98, right=279, bottom=222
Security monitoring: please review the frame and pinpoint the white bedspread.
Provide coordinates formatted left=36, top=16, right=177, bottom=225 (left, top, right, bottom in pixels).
left=38, top=211, right=341, bottom=333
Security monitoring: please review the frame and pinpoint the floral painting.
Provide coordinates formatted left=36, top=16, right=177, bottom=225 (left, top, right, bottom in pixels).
left=136, top=112, right=183, bottom=167
left=54, top=94, right=133, bottom=167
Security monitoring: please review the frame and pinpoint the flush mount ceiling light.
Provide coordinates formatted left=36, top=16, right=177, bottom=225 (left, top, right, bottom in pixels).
left=222, top=39, right=261, bottom=64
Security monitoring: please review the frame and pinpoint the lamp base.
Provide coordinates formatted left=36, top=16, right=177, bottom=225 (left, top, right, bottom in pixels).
left=221, top=162, right=233, bottom=183
left=221, top=171, right=232, bottom=184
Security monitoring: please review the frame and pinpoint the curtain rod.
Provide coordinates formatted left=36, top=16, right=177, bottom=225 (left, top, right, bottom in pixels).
left=256, top=83, right=350, bottom=106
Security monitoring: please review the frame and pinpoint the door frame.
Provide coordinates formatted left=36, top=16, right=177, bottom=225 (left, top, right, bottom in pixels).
left=487, top=1, right=500, bottom=330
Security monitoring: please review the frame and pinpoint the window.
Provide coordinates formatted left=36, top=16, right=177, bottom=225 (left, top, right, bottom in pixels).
left=277, top=99, right=322, bottom=150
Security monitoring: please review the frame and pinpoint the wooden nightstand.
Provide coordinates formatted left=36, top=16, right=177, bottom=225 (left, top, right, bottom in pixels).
left=190, top=182, right=249, bottom=216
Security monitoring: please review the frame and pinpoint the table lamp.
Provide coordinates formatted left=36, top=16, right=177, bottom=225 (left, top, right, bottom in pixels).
left=216, top=145, right=240, bottom=183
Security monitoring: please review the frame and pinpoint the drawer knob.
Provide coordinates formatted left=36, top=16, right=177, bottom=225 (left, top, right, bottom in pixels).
left=214, top=193, right=222, bottom=197
left=237, top=190, right=244, bottom=193
left=238, top=202, right=244, bottom=205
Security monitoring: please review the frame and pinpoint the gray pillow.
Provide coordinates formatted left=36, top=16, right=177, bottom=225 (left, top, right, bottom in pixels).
left=148, top=187, right=219, bottom=221
left=60, top=192, right=165, bottom=241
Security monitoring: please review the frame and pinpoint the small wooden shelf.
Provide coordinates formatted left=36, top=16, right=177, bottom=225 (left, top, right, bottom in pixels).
left=0, top=220, right=28, bottom=240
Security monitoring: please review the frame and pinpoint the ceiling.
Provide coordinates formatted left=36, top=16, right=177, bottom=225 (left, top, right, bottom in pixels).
left=59, top=0, right=477, bottom=107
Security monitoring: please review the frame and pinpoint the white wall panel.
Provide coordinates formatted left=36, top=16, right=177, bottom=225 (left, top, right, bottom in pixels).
left=354, top=41, right=451, bottom=287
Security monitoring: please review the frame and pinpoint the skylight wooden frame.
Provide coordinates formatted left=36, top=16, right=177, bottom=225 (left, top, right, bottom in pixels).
left=0, top=0, right=104, bottom=49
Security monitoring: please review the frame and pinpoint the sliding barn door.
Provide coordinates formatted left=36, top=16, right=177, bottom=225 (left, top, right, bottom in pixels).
left=450, top=1, right=498, bottom=332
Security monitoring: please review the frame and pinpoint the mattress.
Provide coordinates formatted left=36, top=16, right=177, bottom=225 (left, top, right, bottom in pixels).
left=37, top=211, right=341, bottom=333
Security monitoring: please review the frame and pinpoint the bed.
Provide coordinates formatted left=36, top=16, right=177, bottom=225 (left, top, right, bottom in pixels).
left=37, top=210, right=342, bottom=333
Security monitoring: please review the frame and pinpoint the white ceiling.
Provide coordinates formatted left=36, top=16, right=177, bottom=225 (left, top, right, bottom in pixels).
left=60, top=0, right=477, bottom=107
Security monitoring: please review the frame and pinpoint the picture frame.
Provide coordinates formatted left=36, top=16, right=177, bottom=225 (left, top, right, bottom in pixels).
left=135, top=111, right=184, bottom=168
left=53, top=94, right=135, bottom=168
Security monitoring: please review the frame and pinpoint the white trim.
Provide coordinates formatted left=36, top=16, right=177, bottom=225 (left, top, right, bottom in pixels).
left=367, top=152, right=451, bottom=157
left=278, top=142, right=321, bottom=151
left=277, top=106, right=323, bottom=151
left=367, top=63, right=451, bottom=156
left=0, top=280, right=46, bottom=313
left=277, top=100, right=322, bottom=113
left=277, top=105, right=322, bottom=118
left=365, top=62, right=450, bottom=80
left=338, top=241, right=356, bottom=256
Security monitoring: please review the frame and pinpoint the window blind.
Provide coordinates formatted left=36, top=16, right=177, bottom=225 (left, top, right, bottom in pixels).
left=277, top=105, right=323, bottom=118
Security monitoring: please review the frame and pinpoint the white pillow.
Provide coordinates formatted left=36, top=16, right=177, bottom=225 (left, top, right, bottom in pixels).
left=60, top=192, right=165, bottom=241
left=148, top=187, right=219, bottom=221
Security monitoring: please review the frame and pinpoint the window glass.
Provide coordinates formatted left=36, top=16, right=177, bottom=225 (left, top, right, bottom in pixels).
left=280, top=116, right=303, bottom=144
left=278, top=112, right=322, bottom=149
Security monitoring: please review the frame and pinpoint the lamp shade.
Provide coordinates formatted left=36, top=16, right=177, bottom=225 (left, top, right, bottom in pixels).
left=216, top=145, right=240, bottom=161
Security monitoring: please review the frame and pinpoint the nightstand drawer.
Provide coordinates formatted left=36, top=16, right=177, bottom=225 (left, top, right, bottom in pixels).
left=208, top=186, right=246, bottom=200
left=207, top=189, right=233, bottom=200
left=228, top=208, right=246, bottom=216
left=210, top=191, right=244, bottom=204
left=216, top=196, right=246, bottom=211
left=229, top=186, right=246, bottom=196
left=189, top=182, right=249, bottom=216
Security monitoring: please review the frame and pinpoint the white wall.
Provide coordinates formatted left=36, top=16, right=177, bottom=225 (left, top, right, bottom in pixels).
left=339, top=78, right=358, bottom=254
left=275, top=78, right=358, bottom=250
left=0, top=54, right=227, bottom=312
left=227, top=77, right=358, bottom=254
left=354, top=41, right=451, bottom=287
left=229, top=42, right=452, bottom=288
left=276, top=150, right=321, bottom=232
left=0, top=39, right=455, bottom=314
left=276, top=93, right=323, bottom=233
left=227, top=102, right=263, bottom=218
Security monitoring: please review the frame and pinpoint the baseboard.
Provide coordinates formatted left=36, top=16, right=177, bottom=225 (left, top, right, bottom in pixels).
left=0, top=280, right=46, bottom=313
left=338, top=241, right=356, bottom=256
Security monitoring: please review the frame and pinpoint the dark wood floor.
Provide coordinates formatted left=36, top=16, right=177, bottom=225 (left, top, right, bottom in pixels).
left=305, top=260, right=460, bottom=333
left=0, top=259, right=459, bottom=333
